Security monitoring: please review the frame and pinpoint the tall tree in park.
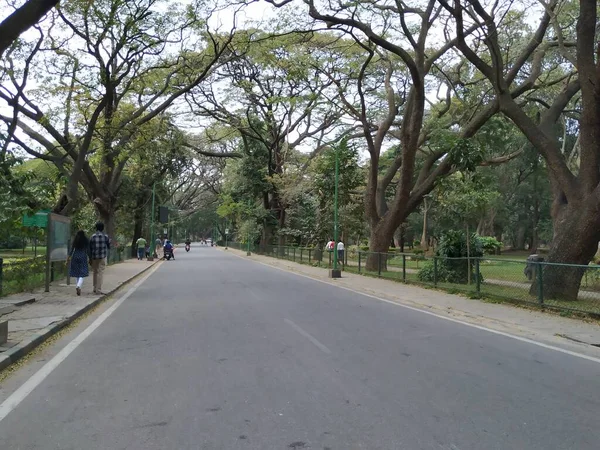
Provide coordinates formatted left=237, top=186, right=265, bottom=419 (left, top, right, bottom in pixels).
left=266, top=0, right=531, bottom=270
left=0, top=0, right=242, bottom=237
left=0, top=0, right=59, bottom=58
left=187, top=32, right=346, bottom=246
left=440, top=0, right=598, bottom=300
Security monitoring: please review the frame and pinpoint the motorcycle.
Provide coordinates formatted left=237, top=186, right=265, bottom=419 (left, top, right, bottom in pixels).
left=164, top=247, right=174, bottom=260
left=185, top=243, right=190, bottom=252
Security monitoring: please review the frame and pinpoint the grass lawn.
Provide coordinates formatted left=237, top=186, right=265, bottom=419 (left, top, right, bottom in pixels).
left=0, top=247, right=47, bottom=261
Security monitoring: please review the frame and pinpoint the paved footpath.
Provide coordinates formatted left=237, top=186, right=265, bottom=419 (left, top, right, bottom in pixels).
left=0, top=259, right=157, bottom=371
left=228, top=248, right=600, bottom=359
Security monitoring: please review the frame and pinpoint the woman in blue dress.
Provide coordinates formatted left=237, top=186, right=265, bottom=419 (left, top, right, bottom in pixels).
left=68, top=230, right=90, bottom=296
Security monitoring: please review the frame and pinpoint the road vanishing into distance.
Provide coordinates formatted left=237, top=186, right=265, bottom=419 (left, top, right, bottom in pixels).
left=0, top=245, right=598, bottom=449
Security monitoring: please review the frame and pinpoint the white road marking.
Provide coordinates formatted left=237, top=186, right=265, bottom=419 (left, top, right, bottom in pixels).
left=285, top=318, right=332, bottom=354
left=227, top=251, right=600, bottom=365
left=0, top=262, right=162, bottom=423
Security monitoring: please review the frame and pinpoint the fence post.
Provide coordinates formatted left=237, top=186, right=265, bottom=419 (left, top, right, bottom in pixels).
left=293, top=247, right=296, bottom=262
left=358, top=251, right=362, bottom=273
left=378, top=252, right=382, bottom=277
left=309, top=249, right=312, bottom=264
left=402, top=254, right=406, bottom=283
left=300, top=248, right=303, bottom=263
left=537, top=262, right=544, bottom=305
left=0, top=258, right=3, bottom=297
left=475, top=258, right=481, bottom=295
left=433, top=257, right=438, bottom=287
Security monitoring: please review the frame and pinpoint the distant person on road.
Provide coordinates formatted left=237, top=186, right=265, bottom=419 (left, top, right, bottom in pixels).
left=90, top=222, right=110, bottom=295
left=68, top=230, right=89, bottom=296
left=136, top=236, right=147, bottom=260
left=337, top=240, right=345, bottom=266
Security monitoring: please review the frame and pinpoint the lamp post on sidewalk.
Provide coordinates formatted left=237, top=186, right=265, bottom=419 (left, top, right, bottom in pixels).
left=149, top=183, right=156, bottom=260
left=330, top=144, right=341, bottom=278
left=247, top=200, right=252, bottom=256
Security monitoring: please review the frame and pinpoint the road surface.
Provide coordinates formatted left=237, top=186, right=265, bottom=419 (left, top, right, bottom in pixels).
left=0, top=246, right=598, bottom=449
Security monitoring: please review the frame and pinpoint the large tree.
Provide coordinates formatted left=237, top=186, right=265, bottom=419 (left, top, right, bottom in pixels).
left=266, top=0, right=531, bottom=270
left=440, top=0, right=598, bottom=300
left=0, top=0, right=241, bottom=237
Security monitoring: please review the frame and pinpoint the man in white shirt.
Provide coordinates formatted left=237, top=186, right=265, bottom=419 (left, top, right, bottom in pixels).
left=337, top=241, right=345, bottom=267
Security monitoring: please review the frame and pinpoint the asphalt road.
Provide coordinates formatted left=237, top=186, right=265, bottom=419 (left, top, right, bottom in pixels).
left=0, top=246, right=599, bottom=449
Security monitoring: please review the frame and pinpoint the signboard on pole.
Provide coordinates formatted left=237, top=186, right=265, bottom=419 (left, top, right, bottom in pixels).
left=45, top=213, right=72, bottom=292
left=159, top=206, right=169, bottom=223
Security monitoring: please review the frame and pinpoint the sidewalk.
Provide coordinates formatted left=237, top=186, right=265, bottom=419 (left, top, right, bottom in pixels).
left=0, top=259, right=159, bottom=371
left=227, top=248, right=600, bottom=359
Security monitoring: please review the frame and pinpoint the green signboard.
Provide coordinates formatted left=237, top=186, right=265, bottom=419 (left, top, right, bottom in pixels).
left=22, top=211, right=49, bottom=228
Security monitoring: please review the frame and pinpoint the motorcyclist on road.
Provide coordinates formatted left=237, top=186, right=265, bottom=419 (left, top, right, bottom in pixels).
left=164, top=240, right=174, bottom=260
left=185, top=238, right=191, bottom=246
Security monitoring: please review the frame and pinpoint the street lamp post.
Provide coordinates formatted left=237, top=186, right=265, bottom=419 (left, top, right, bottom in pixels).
left=149, top=183, right=156, bottom=260
left=330, top=144, right=341, bottom=278
left=247, top=201, right=252, bottom=256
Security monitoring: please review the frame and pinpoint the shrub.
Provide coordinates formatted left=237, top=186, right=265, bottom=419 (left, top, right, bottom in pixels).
left=479, top=236, right=502, bottom=254
left=417, top=231, right=484, bottom=284
left=418, top=261, right=449, bottom=282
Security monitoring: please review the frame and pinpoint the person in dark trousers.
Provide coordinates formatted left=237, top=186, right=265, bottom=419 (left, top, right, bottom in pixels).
left=68, top=230, right=89, bottom=296
left=89, top=222, right=110, bottom=294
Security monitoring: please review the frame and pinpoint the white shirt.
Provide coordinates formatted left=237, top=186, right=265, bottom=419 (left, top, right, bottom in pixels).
left=337, top=242, right=345, bottom=250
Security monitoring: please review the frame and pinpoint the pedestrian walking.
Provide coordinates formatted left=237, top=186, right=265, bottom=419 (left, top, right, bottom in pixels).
left=68, top=230, right=89, bottom=296
left=136, top=236, right=147, bottom=260
left=155, top=236, right=163, bottom=258
left=337, top=240, right=345, bottom=267
left=326, top=239, right=335, bottom=252
left=90, top=222, right=110, bottom=294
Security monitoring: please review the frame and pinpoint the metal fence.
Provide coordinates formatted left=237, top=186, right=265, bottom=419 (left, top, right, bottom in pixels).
left=227, top=243, right=600, bottom=317
left=0, top=248, right=129, bottom=297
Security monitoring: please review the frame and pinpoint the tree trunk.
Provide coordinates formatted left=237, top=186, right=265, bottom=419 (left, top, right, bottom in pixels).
left=399, top=226, right=405, bottom=253
left=365, top=223, right=395, bottom=272
left=531, top=197, right=540, bottom=251
left=94, top=199, right=117, bottom=245
left=529, top=203, right=600, bottom=300
left=495, top=230, right=503, bottom=255
left=421, top=199, right=428, bottom=250
left=514, top=224, right=526, bottom=250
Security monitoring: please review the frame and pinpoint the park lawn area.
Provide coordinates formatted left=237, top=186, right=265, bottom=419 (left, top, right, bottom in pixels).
left=0, top=247, right=47, bottom=261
